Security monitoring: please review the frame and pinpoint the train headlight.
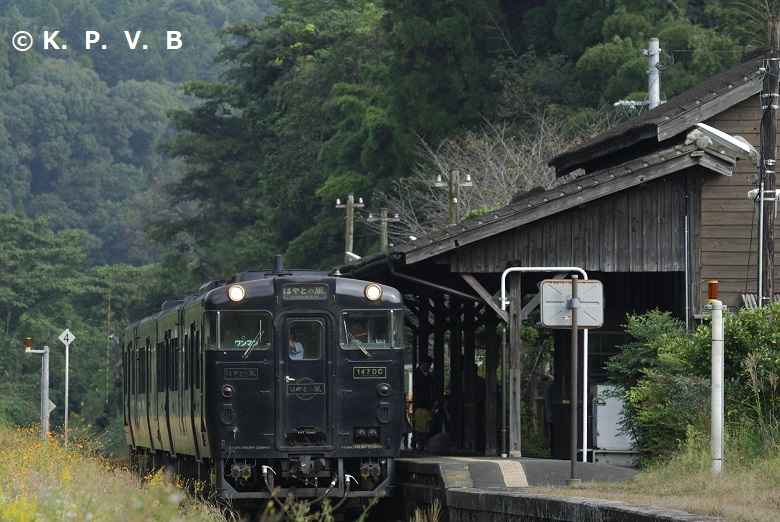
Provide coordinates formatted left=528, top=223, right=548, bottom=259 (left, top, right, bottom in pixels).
left=364, top=284, right=382, bottom=301
left=228, top=285, right=245, bottom=302
left=222, top=384, right=235, bottom=398
left=377, top=383, right=391, bottom=397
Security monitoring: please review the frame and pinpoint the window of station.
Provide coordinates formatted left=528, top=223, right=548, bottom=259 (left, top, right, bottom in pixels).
left=588, top=332, right=628, bottom=384
left=218, top=312, right=272, bottom=351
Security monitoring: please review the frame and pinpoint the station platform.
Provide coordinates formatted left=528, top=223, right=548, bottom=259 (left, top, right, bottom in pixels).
left=397, top=453, right=639, bottom=489
left=392, top=454, right=720, bottom=521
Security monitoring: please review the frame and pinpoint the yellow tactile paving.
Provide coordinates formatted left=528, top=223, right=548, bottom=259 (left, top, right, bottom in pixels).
left=442, top=457, right=529, bottom=488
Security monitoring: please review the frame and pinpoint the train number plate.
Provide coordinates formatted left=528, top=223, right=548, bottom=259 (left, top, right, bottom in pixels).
left=225, top=368, right=258, bottom=380
left=353, top=366, right=387, bottom=379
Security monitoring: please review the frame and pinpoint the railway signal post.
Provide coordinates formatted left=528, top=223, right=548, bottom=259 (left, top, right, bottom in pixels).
left=24, top=338, right=52, bottom=437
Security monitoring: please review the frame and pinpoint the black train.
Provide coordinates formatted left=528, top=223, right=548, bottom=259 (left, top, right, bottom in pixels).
left=122, top=257, right=405, bottom=510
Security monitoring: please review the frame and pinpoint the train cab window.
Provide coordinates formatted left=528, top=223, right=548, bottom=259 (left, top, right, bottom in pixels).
left=218, top=312, right=272, bottom=351
left=341, top=311, right=393, bottom=350
left=288, top=320, right=322, bottom=360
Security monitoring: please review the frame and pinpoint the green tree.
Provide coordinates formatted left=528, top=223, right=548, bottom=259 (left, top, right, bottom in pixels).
left=0, top=57, right=184, bottom=265
left=160, top=1, right=398, bottom=272
left=0, top=214, right=88, bottom=425
left=382, top=0, right=503, bottom=145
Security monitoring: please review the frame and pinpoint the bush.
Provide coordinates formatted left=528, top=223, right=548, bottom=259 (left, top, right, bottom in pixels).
left=607, top=305, right=780, bottom=467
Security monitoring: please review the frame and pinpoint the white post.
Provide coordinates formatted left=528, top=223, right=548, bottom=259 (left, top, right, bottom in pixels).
left=25, top=343, right=51, bottom=438
left=709, top=300, right=725, bottom=474
left=65, top=343, right=69, bottom=447
left=500, top=266, right=590, bottom=462
left=41, top=346, right=50, bottom=435
left=647, top=38, right=661, bottom=109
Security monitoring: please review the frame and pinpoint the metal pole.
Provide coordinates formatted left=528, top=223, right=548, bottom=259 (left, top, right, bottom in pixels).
left=449, top=169, right=459, bottom=225
left=65, top=343, right=69, bottom=447
left=500, top=266, right=591, bottom=464
left=501, top=323, right=507, bottom=457
left=710, top=300, right=725, bottom=474
left=42, top=346, right=50, bottom=435
left=346, top=193, right=355, bottom=263
left=646, top=38, right=661, bottom=110
left=760, top=20, right=780, bottom=304
left=568, top=276, right=580, bottom=484
left=336, top=194, right=364, bottom=263
left=26, top=342, right=51, bottom=439
left=379, top=208, right=388, bottom=251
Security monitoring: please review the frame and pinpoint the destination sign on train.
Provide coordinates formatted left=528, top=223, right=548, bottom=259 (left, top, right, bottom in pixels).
left=282, top=284, right=329, bottom=300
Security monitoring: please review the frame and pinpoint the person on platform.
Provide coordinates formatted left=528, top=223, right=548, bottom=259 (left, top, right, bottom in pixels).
left=412, top=354, right=435, bottom=451
left=427, top=395, right=452, bottom=454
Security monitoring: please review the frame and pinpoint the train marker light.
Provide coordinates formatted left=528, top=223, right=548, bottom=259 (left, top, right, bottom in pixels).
left=228, top=285, right=245, bottom=302
left=364, top=284, right=382, bottom=301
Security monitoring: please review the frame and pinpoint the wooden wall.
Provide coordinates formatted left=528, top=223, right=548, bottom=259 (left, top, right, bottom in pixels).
left=699, top=97, right=776, bottom=311
left=451, top=179, right=687, bottom=275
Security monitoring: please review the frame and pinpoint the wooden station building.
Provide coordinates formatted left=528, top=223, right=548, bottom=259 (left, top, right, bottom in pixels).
left=333, top=53, right=776, bottom=459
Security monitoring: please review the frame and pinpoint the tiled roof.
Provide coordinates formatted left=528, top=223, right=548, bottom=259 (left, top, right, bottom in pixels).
left=549, top=53, right=764, bottom=175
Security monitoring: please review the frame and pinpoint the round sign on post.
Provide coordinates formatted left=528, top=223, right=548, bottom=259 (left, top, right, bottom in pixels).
left=58, top=329, right=74, bottom=446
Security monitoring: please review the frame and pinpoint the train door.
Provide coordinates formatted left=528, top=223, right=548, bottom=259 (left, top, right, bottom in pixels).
left=278, top=316, right=332, bottom=449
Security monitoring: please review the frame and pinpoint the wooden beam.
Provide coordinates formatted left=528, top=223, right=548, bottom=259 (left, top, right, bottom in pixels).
left=461, top=274, right=508, bottom=322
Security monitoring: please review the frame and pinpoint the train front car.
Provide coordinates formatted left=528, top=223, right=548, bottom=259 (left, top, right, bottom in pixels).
left=202, top=271, right=405, bottom=509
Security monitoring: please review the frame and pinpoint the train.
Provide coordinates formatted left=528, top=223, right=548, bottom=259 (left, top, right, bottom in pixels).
left=122, top=256, right=405, bottom=511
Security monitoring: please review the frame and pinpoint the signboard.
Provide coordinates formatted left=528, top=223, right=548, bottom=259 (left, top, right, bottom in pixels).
left=282, top=284, right=329, bottom=300
left=59, top=329, right=75, bottom=347
left=540, top=279, right=604, bottom=328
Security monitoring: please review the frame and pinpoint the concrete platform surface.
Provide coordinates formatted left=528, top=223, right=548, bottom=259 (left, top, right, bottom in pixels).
left=397, top=454, right=639, bottom=490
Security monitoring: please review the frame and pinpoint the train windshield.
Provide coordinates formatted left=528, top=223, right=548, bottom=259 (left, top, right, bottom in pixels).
left=217, top=312, right=272, bottom=351
left=340, top=310, right=403, bottom=350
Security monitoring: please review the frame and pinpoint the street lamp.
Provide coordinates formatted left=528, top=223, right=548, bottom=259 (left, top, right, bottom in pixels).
left=434, top=169, right=473, bottom=224
left=336, top=194, right=364, bottom=264
left=367, top=207, right=401, bottom=251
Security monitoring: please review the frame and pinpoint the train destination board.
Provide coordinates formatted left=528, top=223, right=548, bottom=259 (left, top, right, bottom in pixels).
left=282, top=283, right=329, bottom=300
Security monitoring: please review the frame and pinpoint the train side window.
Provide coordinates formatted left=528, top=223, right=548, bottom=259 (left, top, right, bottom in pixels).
left=392, top=309, right=405, bottom=349
left=204, top=313, right=216, bottom=349
left=219, top=312, right=272, bottom=351
left=288, top=320, right=322, bottom=360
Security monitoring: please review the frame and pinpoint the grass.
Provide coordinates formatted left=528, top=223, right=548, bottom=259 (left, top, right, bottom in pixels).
left=4, top=420, right=779, bottom=522
left=0, top=422, right=382, bottom=522
left=525, top=426, right=780, bottom=522
left=0, top=423, right=227, bottom=521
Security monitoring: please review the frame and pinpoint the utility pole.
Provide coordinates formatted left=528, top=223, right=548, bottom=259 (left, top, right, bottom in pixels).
left=761, top=20, right=779, bottom=303
left=645, top=38, right=661, bottom=110
left=336, top=193, right=364, bottom=263
left=368, top=208, right=400, bottom=251
left=434, top=169, right=472, bottom=225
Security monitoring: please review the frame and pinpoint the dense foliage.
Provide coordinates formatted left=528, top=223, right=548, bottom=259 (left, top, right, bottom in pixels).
left=606, top=305, right=780, bottom=466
